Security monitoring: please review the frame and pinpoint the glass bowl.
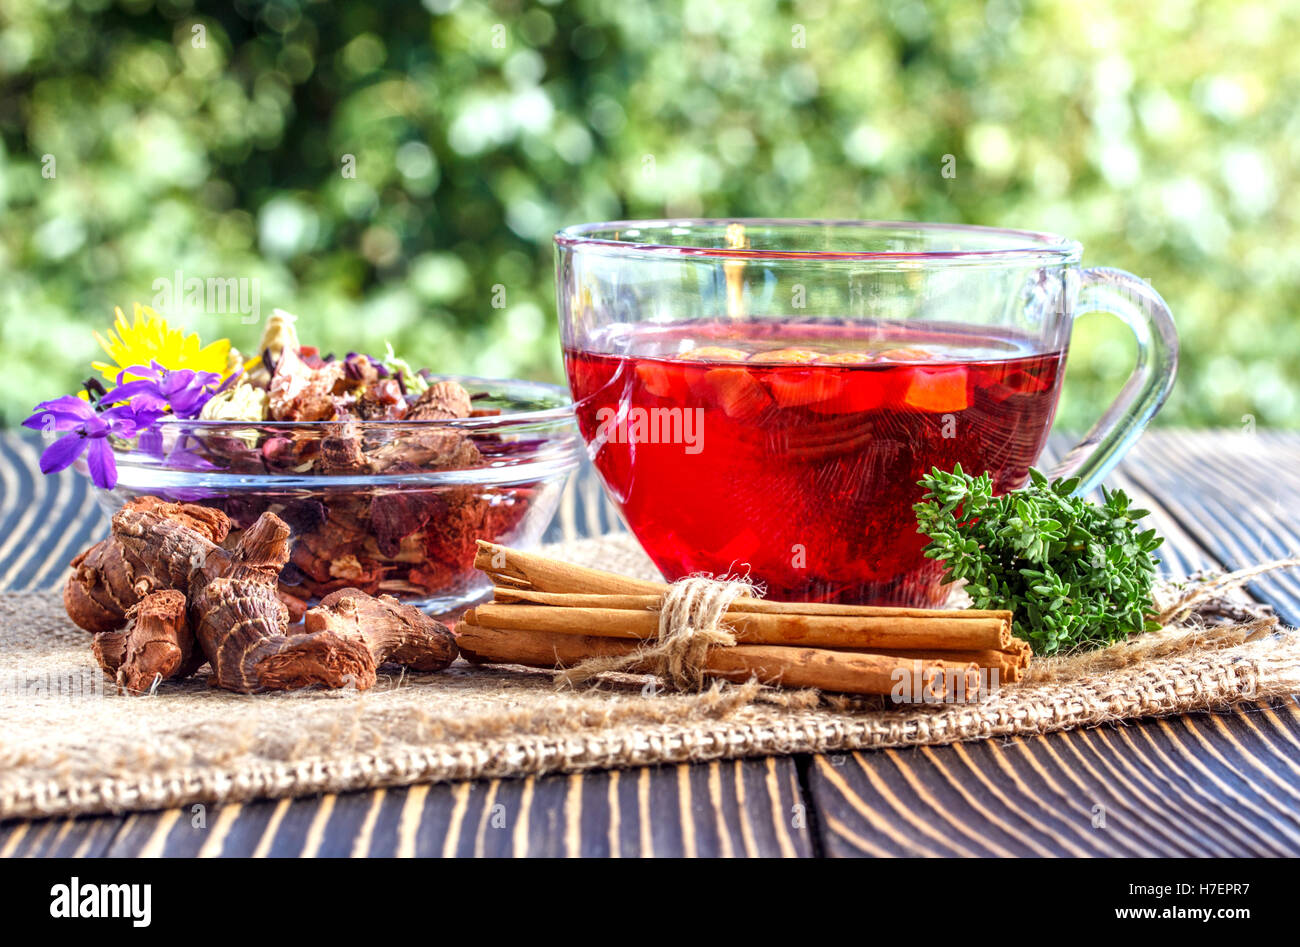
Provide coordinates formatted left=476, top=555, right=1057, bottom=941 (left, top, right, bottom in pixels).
left=90, top=376, right=581, bottom=615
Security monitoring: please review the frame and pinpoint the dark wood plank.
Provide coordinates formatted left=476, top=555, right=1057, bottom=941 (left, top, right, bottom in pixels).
left=410, top=757, right=808, bottom=856
left=0, top=433, right=109, bottom=592
left=1027, top=725, right=1227, bottom=856
left=810, top=702, right=1300, bottom=857
left=90, top=757, right=813, bottom=857
left=1120, top=431, right=1300, bottom=623
left=971, top=735, right=1177, bottom=856
left=1080, top=716, right=1282, bottom=856
left=3, top=814, right=125, bottom=858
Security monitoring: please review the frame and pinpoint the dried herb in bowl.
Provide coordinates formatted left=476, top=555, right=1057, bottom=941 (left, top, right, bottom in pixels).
left=914, top=465, right=1164, bottom=656
left=25, top=303, right=579, bottom=613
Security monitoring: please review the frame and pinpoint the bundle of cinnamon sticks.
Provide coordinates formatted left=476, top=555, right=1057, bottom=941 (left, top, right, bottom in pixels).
left=454, top=542, right=1031, bottom=698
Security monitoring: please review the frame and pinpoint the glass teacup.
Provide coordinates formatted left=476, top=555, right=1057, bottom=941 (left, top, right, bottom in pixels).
left=556, top=219, right=1177, bottom=607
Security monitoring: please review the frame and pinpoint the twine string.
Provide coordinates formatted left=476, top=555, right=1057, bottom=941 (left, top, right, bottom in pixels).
left=556, top=575, right=756, bottom=690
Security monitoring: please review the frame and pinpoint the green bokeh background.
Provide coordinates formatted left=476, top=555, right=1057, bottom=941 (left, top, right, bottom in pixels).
left=1, top=0, right=1296, bottom=429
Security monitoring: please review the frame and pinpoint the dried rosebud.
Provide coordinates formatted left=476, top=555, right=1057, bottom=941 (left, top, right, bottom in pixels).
left=262, top=435, right=316, bottom=470
left=262, top=436, right=295, bottom=466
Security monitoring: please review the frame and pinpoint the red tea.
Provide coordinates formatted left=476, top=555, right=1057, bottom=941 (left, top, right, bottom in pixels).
left=566, top=323, right=1066, bottom=607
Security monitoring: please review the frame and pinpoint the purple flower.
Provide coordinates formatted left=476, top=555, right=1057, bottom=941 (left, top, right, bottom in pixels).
left=23, top=339, right=254, bottom=495
left=21, top=396, right=144, bottom=489
left=106, top=361, right=223, bottom=420
left=24, top=361, right=233, bottom=489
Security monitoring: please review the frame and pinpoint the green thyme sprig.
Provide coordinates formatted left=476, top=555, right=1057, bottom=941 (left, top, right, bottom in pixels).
left=914, top=465, right=1164, bottom=656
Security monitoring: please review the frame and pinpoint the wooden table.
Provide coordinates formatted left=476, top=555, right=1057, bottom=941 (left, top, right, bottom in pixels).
left=3, top=429, right=1299, bottom=857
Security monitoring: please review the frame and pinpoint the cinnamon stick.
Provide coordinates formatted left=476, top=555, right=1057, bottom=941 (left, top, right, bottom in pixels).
left=476, top=541, right=666, bottom=596
left=455, top=621, right=983, bottom=697
left=467, top=602, right=1011, bottom=652
left=868, top=647, right=1028, bottom=683
left=490, top=586, right=1011, bottom=621
left=478, top=542, right=1012, bottom=620
left=471, top=540, right=1029, bottom=693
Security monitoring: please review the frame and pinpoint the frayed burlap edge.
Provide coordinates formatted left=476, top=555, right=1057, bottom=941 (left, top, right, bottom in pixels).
left=3, top=534, right=1298, bottom=822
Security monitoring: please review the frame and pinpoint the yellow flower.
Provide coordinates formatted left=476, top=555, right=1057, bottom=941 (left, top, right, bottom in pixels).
left=92, top=304, right=233, bottom=384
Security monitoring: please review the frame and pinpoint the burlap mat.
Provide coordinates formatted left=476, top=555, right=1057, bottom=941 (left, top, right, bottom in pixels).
left=3, top=534, right=1299, bottom=822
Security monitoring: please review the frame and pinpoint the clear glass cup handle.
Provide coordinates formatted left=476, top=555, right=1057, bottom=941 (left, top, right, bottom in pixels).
left=1047, top=267, right=1179, bottom=494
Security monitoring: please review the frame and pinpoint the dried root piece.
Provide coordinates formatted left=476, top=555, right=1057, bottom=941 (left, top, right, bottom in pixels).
left=219, top=511, right=291, bottom=587
left=306, top=588, right=458, bottom=671
left=319, top=420, right=368, bottom=473
left=188, top=512, right=376, bottom=693
left=82, top=509, right=290, bottom=690
left=277, top=588, right=311, bottom=624
left=151, top=502, right=231, bottom=543
left=66, top=539, right=143, bottom=633
left=67, top=497, right=465, bottom=696
left=193, top=577, right=376, bottom=693
left=92, top=589, right=200, bottom=695
left=64, top=497, right=230, bottom=632
left=90, top=627, right=126, bottom=672
left=368, top=429, right=481, bottom=473
left=113, top=504, right=227, bottom=595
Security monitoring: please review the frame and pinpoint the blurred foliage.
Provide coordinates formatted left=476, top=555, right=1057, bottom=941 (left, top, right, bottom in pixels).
left=1, top=0, right=1297, bottom=430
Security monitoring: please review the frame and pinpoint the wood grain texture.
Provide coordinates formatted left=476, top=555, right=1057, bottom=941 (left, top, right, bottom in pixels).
left=3, top=430, right=1300, bottom=857
left=29, top=758, right=812, bottom=857
left=807, top=700, right=1300, bottom=857
left=1119, top=431, right=1300, bottom=622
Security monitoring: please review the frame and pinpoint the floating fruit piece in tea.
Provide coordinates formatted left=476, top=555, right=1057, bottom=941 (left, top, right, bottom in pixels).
left=817, top=352, right=879, bottom=365
left=985, top=367, right=1054, bottom=403
left=806, top=351, right=886, bottom=412
left=636, top=362, right=689, bottom=400
left=684, top=346, right=748, bottom=362
left=879, top=347, right=933, bottom=361
left=763, top=366, right=844, bottom=408
left=808, top=373, right=896, bottom=414
left=679, top=346, right=747, bottom=393
left=704, top=366, right=774, bottom=420
left=746, top=348, right=821, bottom=364
left=902, top=366, right=970, bottom=412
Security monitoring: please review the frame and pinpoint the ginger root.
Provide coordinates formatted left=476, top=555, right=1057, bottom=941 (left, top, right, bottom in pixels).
left=92, top=589, right=200, bottom=695
left=306, top=588, right=458, bottom=671
left=194, top=577, right=377, bottom=693
left=190, top=509, right=376, bottom=693
left=65, top=496, right=230, bottom=632
left=70, top=498, right=458, bottom=695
